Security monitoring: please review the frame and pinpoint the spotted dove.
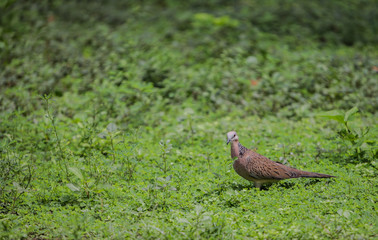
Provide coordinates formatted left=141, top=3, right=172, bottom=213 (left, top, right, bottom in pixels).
left=227, top=131, right=335, bottom=189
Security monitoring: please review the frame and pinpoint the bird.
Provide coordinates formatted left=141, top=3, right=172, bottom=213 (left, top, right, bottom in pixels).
left=226, top=131, right=335, bottom=189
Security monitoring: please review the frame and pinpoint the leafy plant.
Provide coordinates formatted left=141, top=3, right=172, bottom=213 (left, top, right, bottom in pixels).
left=119, top=129, right=143, bottom=181
left=67, top=166, right=97, bottom=198
left=177, top=205, right=224, bottom=239
left=155, top=175, right=177, bottom=207
left=157, top=139, right=172, bottom=174
left=319, top=107, right=376, bottom=162
left=42, top=94, right=69, bottom=179
left=192, top=13, right=239, bottom=29
left=0, top=139, right=34, bottom=213
left=98, top=123, right=121, bottom=163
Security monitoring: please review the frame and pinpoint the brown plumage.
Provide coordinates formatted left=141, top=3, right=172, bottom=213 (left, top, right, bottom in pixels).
left=226, top=131, right=335, bottom=189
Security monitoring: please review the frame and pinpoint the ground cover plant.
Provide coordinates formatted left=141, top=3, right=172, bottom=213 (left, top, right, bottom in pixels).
left=0, top=0, right=377, bottom=239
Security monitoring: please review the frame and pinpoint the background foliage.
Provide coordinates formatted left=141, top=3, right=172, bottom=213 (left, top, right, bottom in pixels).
left=0, top=0, right=377, bottom=239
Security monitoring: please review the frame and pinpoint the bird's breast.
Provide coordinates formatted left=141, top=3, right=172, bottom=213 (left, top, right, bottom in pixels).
left=233, top=159, right=255, bottom=181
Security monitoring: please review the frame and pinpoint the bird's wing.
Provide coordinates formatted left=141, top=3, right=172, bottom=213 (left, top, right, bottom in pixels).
left=243, top=150, right=300, bottom=180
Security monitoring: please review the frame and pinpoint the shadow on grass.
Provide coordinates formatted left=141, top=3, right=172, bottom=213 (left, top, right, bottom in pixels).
left=316, top=144, right=375, bottom=166
left=197, top=178, right=336, bottom=205
left=229, top=182, right=285, bottom=191
left=230, top=178, right=336, bottom=191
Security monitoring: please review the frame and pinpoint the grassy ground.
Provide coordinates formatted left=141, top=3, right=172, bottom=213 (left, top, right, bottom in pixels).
left=1, top=1, right=377, bottom=239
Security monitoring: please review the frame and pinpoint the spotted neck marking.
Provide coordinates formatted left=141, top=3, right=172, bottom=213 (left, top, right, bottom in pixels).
left=238, top=142, right=248, bottom=157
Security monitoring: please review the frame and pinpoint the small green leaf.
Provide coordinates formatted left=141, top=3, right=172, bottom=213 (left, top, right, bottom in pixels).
left=318, top=110, right=345, bottom=124
left=344, top=107, right=358, bottom=122
left=157, top=177, right=165, bottom=182
left=337, top=209, right=343, bottom=216
left=337, top=209, right=351, bottom=218
left=67, top=183, right=80, bottom=192
left=195, top=205, right=203, bottom=215
left=98, top=131, right=107, bottom=139
left=107, top=123, right=118, bottom=133
left=177, top=218, right=190, bottom=224
left=68, top=167, right=84, bottom=181
left=13, top=182, right=25, bottom=193
left=201, top=215, right=212, bottom=222
left=87, top=179, right=95, bottom=187
left=343, top=211, right=351, bottom=218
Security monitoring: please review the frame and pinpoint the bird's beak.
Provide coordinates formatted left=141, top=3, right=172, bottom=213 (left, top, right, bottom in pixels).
left=226, top=139, right=230, bottom=145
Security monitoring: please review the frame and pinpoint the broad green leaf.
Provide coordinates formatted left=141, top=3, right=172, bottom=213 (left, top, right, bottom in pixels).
left=337, top=209, right=343, bottom=216
left=150, top=226, right=165, bottom=235
left=177, top=218, right=190, bottom=224
left=337, top=209, right=351, bottom=218
left=98, top=131, right=107, bottom=139
left=157, top=177, right=165, bottom=182
left=344, top=107, right=358, bottom=122
left=107, top=123, right=118, bottom=133
left=67, top=183, right=80, bottom=192
left=166, top=175, right=172, bottom=181
left=343, top=211, right=351, bottom=218
left=184, top=108, right=194, bottom=116
left=87, top=178, right=95, bottom=187
left=317, top=110, right=345, bottom=124
left=68, top=167, right=84, bottom=181
left=13, top=182, right=25, bottom=193
left=195, top=205, right=203, bottom=215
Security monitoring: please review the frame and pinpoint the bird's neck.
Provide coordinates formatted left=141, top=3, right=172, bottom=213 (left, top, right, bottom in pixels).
left=238, top=142, right=248, bottom=156
left=231, top=140, right=240, bottom=159
left=231, top=141, right=248, bottom=159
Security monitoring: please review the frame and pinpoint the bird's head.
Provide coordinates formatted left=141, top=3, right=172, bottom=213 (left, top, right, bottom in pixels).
left=226, top=131, right=238, bottom=145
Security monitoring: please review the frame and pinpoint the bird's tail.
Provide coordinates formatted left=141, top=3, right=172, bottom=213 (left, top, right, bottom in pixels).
left=298, top=170, right=336, bottom=178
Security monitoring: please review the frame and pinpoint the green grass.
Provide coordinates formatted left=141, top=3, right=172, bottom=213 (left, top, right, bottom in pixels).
left=1, top=112, right=377, bottom=239
left=1, top=0, right=377, bottom=239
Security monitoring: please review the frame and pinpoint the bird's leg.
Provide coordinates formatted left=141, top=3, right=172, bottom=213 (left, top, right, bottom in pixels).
left=254, top=182, right=262, bottom=190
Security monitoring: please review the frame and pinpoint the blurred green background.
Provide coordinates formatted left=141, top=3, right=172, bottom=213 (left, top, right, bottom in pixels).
left=1, top=0, right=377, bottom=122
